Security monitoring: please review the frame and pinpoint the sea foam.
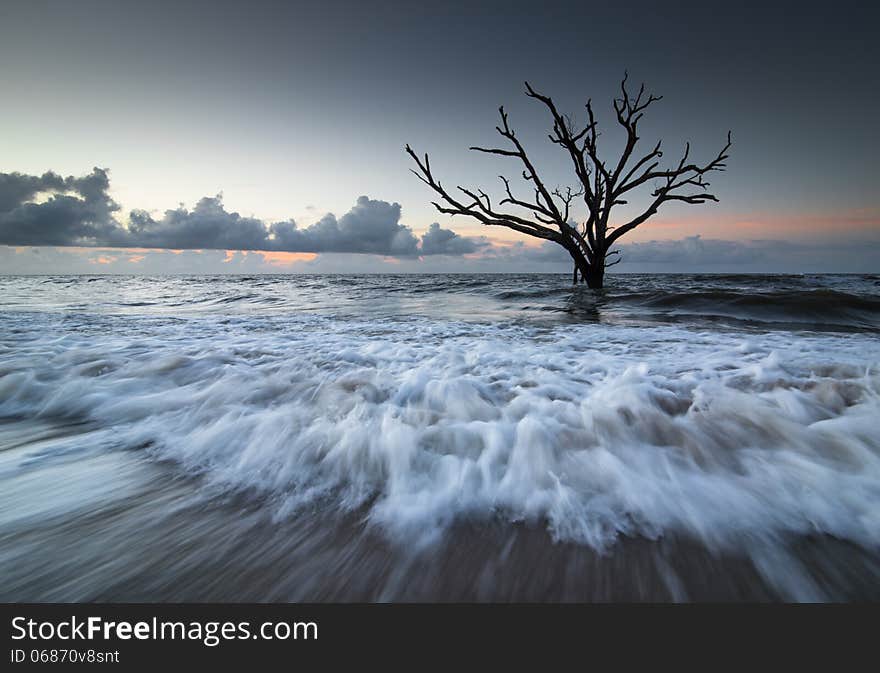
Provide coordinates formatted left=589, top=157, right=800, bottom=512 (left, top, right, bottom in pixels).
left=2, top=309, right=878, bottom=558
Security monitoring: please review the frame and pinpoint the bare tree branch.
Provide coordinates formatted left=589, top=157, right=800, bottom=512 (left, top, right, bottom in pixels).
left=607, top=131, right=732, bottom=246
left=406, top=74, right=731, bottom=288
left=405, top=144, right=562, bottom=242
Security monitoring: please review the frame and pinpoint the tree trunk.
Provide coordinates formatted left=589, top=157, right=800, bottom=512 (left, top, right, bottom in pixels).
left=567, top=246, right=595, bottom=286
left=584, top=264, right=604, bottom=289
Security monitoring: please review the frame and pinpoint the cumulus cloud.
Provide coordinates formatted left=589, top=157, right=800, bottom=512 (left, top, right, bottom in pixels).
left=3, top=234, right=878, bottom=274
left=419, top=222, right=487, bottom=255
left=2, top=167, right=877, bottom=273
left=127, top=196, right=270, bottom=251
left=0, top=168, right=122, bottom=246
left=0, top=171, right=63, bottom=212
left=0, top=168, right=481, bottom=257
left=270, top=197, right=419, bottom=255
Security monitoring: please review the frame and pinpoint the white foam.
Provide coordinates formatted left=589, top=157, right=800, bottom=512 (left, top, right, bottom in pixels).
left=2, top=313, right=879, bottom=557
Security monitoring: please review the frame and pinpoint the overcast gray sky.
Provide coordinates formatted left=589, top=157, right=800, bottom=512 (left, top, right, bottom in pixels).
left=1, top=0, right=878, bottom=273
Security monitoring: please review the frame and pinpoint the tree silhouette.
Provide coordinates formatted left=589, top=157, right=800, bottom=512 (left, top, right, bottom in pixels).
left=406, top=74, right=731, bottom=288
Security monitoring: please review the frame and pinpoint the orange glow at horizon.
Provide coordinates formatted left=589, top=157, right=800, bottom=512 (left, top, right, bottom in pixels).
left=249, top=251, right=317, bottom=266
left=626, top=208, right=880, bottom=242
left=443, top=207, right=880, bottom=245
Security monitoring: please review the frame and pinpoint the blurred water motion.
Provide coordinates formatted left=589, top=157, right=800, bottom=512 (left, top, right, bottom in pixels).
left=1, top=273, right=879, bottom=601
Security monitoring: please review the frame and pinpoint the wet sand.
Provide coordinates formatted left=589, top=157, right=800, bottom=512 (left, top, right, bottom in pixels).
left=2, top=421, right=877, bottom=602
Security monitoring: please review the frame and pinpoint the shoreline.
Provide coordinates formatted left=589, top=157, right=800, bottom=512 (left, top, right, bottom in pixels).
left=2, top=440, right=878, bottom=602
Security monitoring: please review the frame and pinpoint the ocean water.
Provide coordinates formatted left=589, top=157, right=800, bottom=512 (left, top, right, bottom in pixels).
left=1, top=273, right=879, bottom=601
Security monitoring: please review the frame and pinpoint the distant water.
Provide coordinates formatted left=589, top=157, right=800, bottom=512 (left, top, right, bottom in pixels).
left=1, top=273, right=879, bottom=601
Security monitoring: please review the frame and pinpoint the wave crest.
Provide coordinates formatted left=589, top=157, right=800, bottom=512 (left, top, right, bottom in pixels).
left=2, top=314, right=878, bottom=553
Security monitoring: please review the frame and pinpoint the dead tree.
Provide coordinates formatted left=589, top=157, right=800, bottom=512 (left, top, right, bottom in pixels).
left=406, top=74, right=731, bottom=288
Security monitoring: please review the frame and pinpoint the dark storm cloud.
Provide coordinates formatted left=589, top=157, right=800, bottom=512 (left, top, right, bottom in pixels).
left=0, top=169, right=479, bottom=256
left=0, top=171, right=64, bottom=212
left=0, top=168, right=122, bottom=246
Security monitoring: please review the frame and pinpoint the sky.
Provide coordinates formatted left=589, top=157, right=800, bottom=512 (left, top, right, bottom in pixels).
left=1, top=0, right=878, bottom=273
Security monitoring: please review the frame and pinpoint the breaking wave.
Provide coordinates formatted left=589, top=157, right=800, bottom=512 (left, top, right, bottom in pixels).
left=3, top=273, right=880, bottom=599
left=2, top=309, right=878, bottom=557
